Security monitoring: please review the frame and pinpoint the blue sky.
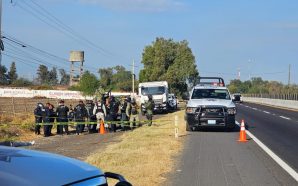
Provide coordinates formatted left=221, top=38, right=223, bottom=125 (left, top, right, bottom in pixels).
left=2, top=0, right=298, bottom=84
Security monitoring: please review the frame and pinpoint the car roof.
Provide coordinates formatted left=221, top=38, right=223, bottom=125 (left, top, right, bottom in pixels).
left=0, top=146, right=104, bottom=186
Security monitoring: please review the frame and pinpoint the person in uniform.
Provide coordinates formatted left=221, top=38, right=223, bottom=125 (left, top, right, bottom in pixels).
left=56, top=100, right=69, bottom=135
left=93, top=99, right=107, bottom=132
left=86, top=100, right=96, bottom=133
left=120, top=96, right=130, bottom=130
left=127, top=98, right=140, bottom=129
left=74, top=100, right=88, bottom=135
left=44, top=103, right=55, bottom=137
left=107, top=96, right=119, bottom=132
left=144, top=95, right=154, bottom=126
left=34, top=103, right=45, bottom=135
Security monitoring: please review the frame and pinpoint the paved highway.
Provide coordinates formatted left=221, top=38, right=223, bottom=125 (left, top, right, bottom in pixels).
left=169, top=102, right=298, bottom=186
left=236, top=102, right=298, bottom=172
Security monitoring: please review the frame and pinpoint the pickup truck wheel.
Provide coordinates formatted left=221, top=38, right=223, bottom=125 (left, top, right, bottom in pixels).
left=186, top=123, right=193, bottom=131
left=226, top=122, right=236, bottom=132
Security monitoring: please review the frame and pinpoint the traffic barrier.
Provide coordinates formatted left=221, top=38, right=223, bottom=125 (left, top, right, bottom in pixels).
left=238, top=119, right=248, bottom=142
left=100, top=120, right=106, bottom=134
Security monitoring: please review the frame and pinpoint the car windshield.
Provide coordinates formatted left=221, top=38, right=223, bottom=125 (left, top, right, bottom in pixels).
left=191, top=89, right=230, bottom=100
left=141, top=86, right=165, bottom=95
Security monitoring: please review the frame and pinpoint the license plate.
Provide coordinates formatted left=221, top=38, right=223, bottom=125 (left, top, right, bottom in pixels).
left=208, top=120, right=216, bottom=125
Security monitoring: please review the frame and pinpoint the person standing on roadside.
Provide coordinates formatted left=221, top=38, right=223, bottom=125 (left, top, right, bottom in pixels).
left=56, top=100, right=69, bottom=135
left=93, top=98, right=107, bottom=131
left=34, top=103, right=45, bottom=135
left=128, top=98, right=140, bottom=129
left=86, top=100, right=96, bottom=133
left=107, top=96, right=119, bottom=132
left=74, top=100, right=88, bottom=135
left=44, top=103, right=55, bottom=137
left=145, top=95, right=154, bottom=126
left=120, top=96, right=130, bottom=130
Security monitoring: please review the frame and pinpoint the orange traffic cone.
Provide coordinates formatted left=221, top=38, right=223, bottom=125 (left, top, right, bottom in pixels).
left=99, top=120, right=106, bottom=134
left=238, top=119, right=248, bottom=142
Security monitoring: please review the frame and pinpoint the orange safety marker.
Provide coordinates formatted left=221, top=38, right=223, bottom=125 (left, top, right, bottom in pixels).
left=238, top=119, right=248, bottom=142
left=99, top=120, right=106, bottom=134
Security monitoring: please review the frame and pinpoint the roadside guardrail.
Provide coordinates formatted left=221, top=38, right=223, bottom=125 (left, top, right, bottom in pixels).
left=242, top=97, right=298, bottom=110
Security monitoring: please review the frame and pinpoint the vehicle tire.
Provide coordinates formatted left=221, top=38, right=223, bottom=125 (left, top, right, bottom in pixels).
left=186, top=122, right=193, bottom=131
left=226, top=122, right=236, bottom=132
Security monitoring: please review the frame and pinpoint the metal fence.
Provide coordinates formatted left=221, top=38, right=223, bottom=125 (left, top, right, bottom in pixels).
left=244, top=94, right=298, bottom=101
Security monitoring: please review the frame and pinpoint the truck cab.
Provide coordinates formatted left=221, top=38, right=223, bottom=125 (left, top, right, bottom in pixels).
left=138, top=81, right=169, bottom=115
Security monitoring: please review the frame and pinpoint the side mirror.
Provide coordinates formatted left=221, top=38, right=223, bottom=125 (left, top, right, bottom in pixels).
left=105, top=172, right=132, bottom=186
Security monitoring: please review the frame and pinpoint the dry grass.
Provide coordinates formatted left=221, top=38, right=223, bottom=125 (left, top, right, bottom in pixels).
left=86, top=110, right=186, bottom=186
left=0, top=113, right=36, bottom=141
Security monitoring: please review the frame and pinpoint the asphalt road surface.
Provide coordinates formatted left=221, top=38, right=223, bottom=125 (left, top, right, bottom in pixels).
left=169, top=102, right=298, bottom=186
left=236, top=102, right=298, bottom=172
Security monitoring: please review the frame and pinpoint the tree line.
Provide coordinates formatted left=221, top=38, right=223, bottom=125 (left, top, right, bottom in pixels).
left=73, top=65, right=133, bottom=96
left=228, top=77, right=298, bottom=95
left=1, top=37, right=200, bottom=97
left=0, top=62, right=70, bottom=87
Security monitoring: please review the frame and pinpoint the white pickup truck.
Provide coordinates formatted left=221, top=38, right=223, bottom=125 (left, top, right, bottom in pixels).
left=138, top=81, right=169, bottom=115
left=185, top=77, right=236, bottom=131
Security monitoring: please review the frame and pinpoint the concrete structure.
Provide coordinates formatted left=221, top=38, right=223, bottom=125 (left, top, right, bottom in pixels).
left=242, top=97, right=298, bottom=110
left=69, top=51, right=84, bottom=86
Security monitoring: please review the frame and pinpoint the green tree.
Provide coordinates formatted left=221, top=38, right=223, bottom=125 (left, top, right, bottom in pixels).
left=8, top=62, right=18, bottom=84
left=59, top=69, right=70, bottom=85
left=98, top=65, right=132, bottom=91
left=48, top=67, right=58, bottom=85
left=0, top=65, right=8, bottom=85
left=36, top=65, right=49, bottom=85
left=111, top=65, right=132, bottom=91
left=11, top=78, right=33, bottom=87
left=78, top=71, right=99, bottom=96
left=139, top=37, right=199, bottom=96
left=98, top=67, right=113, bottom=89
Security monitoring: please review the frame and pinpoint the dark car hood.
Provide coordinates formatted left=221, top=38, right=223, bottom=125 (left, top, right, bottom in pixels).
left=0, top=146, right=103, bottom=186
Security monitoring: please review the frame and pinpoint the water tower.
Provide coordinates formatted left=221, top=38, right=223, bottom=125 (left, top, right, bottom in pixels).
left=69, top=51, right=84, bottom=86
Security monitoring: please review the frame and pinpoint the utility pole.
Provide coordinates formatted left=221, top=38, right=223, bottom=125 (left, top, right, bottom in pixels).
left=131, top=59, right=138, bottom=97
left=132, top=59, right=135, bottom=96
left=237, top=68, right=241, bottom=80
left=0, top=0, right=3, bottom=66
left=288, top=64, right=291, bottom=86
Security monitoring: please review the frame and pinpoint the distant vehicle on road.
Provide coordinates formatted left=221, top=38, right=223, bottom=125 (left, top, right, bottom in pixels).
left=232, top=93, right=243, bottom=103
left=185, top=77, right=236, bottom=131
left=168, top=93, right=178, bottom=110
left=139, top=81, right=169, bottom=115
left=0, top=146, right=132, bottom=186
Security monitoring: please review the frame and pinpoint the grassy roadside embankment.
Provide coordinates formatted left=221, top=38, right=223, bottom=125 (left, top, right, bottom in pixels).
left=86, top=110, right=186, bottom=186
left=0, top=113, right=36, bottom=142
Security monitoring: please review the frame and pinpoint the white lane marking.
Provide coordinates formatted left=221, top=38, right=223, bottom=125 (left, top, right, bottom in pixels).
left=252, top=108, right=258, bottom=110
left=263, top=111, right=270, bottom=114
left=280, top=116, right=291, bottom=120
left=236, top=121, right=298, bottom=182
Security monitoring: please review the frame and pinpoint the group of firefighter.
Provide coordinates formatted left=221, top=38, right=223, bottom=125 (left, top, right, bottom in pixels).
left=34, top=95, right=155, bottom=137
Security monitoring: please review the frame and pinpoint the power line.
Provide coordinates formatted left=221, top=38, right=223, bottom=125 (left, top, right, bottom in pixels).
left=2, top=34, right=99, bottom=74
left=27, top=0, right=115, bottom=57
left=15, top=0, right=118, bottom=59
